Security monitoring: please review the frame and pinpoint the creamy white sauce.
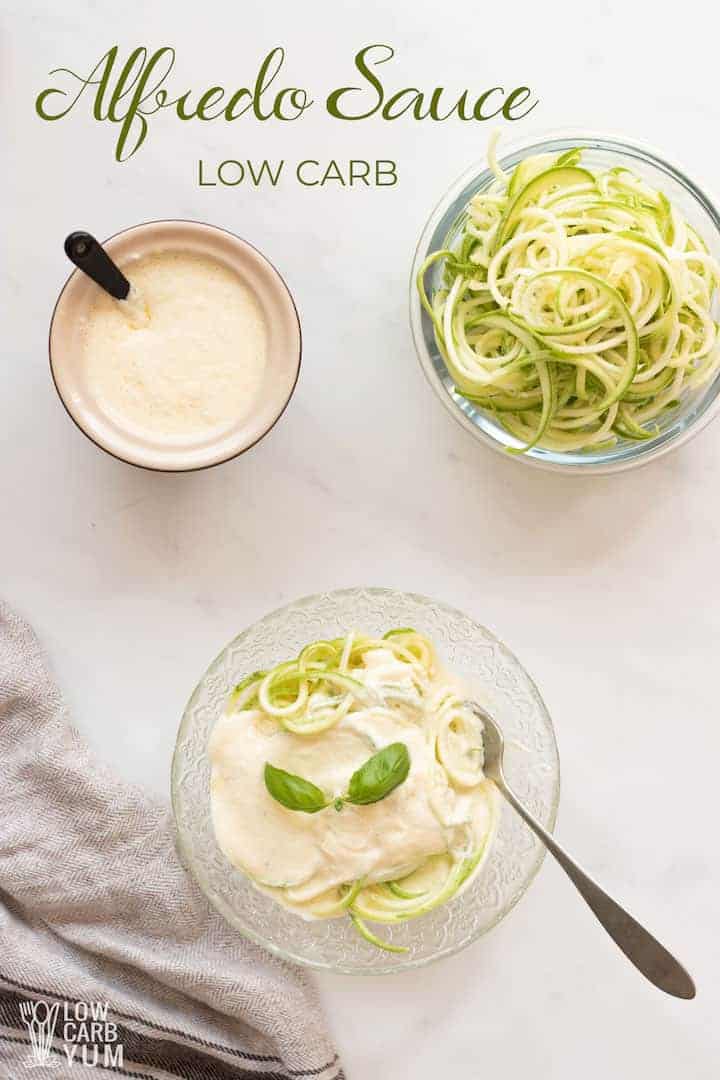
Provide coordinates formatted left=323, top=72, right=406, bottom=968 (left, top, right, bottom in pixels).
left=80, top=251, right=267, bottom=442
left=209, top=645, right=497, bottom=915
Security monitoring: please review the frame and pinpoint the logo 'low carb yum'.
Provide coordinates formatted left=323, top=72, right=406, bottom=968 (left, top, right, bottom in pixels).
left=20, top=998, right=124, bottom=1069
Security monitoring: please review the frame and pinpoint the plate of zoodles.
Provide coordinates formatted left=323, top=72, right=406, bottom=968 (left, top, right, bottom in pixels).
left=172, top=588, right=559, bottom=973
left=412, top=131, right=720, bottom=472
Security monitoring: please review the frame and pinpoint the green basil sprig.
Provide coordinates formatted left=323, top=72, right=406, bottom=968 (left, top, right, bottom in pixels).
left=264, top=742, right=411, bottom=815
left=345, top=743, right=410, bottom=805
left=263, top=763, right=329, bottom=814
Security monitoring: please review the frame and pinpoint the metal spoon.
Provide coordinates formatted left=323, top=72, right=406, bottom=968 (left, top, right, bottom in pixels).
left=467, top=702, right=696, bottom=1000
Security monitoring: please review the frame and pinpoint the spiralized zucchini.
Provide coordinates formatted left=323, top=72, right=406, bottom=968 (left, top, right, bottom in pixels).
left=417, top=138, right=720, bottom=452
left=222, top=629, right=498, bottom=953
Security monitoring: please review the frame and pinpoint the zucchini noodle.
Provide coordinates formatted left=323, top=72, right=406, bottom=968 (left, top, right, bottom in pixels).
left=210, top=630, right=499, bottom=954
left=417, top=141, right=720, bottom=452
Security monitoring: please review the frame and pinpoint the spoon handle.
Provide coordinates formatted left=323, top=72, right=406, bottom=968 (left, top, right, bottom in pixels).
left=64, top=232, right=130, bottom=300
left=496, top=778, right=695, bottom=999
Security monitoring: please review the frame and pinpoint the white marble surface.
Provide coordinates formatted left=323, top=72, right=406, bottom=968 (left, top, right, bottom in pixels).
left=4, top=3, right=720, bottom=1076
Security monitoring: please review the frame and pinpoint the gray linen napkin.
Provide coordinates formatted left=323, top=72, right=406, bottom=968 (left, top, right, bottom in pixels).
left=0, top=601, right=343, bottom=1080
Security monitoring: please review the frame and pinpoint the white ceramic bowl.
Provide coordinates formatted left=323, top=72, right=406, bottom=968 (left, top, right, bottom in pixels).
left=49, top=220, right=301, bottom=471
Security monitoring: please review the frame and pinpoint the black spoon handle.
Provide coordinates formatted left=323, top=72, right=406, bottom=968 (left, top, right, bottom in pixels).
left=64, top=231, right=130, bottom=300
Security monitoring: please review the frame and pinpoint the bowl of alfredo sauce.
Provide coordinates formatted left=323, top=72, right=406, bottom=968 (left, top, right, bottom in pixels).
left=49, top=220, right=301, bottom=471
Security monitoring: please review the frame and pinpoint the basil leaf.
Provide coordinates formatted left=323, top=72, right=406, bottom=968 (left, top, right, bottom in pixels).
left=345, top=742, right=410, bottom=806
left=264, top=763, right=329, bottom=814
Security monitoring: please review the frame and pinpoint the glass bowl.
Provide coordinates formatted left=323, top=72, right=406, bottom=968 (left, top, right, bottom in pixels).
left=410, top=130, right=720, bottom=475
left=171, top=587, right=560, bottom=974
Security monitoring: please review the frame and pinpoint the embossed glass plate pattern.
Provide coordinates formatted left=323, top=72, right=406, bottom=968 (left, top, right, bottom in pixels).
left=172, top=588, right=560, bottom=973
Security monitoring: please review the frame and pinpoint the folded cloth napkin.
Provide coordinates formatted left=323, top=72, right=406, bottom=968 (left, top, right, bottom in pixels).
left=0, top=602, right=343, bottom=1080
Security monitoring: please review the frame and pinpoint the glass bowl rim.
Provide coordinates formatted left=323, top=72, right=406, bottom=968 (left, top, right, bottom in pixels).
left=171, top=585, right=561, bottom=974
left=409, top=128, right=720, bottom=476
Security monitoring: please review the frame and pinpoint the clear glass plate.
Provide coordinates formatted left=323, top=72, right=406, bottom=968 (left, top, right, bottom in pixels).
left=172, top=588, right=560, bottom=974
left=410, top=130, right=720, bottom=474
